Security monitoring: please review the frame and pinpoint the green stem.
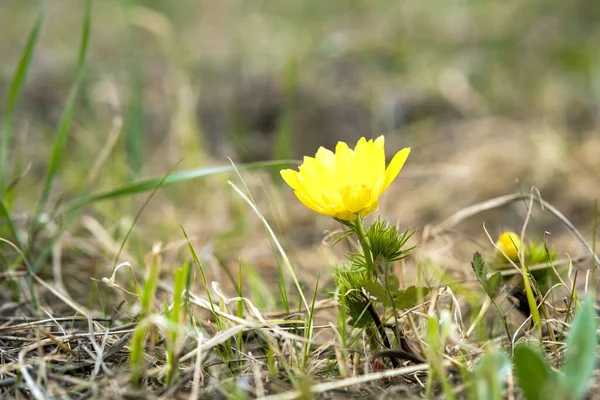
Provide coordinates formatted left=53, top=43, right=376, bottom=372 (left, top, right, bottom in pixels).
left=349, top=217, right=401, bottom=368
left=366, top=298, right=400, bottom=368
left=352, top=216, right=376, bottom=279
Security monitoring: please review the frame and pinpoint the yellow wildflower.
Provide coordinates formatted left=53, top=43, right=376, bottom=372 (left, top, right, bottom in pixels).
left=496, top=231, right=521, bottom=263
left=280, top=136, right=410, bottom=220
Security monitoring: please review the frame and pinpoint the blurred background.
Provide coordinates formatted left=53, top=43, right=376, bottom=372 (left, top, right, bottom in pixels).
left=1, top=0, right=599, bottom=296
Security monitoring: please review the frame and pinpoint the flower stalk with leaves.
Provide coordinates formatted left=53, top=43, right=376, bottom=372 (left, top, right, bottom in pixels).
left=282, top=136, right=423, bottom=365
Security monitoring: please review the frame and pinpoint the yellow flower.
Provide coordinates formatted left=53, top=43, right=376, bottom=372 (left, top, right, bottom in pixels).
left=280, top=136, right=410, bottom=220
left=496, top=231, right=521, bottom=263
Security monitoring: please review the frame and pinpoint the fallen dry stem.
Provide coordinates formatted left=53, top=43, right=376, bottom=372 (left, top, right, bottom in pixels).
left=429, top=193, right=600, bottom=268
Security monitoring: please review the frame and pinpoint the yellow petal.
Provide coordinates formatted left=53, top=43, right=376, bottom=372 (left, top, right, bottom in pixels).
left=359, top=199, right=379, bottom=217
left=299, top=156, right=336, bottom=191
left=280, top=169, right=301, bottom=190
left=295, top=190, right=327, bottom=214
left=342, top=185, right=372, bottom=213
left=379, top=147, right=410, bottom=195
left=334, top=141, right=353, bottom=185
left=334, top=209, right=358, bottom=221
left=352, top=137, right=374, bottom=186
left=371, top=136, right=386, bottom=176
left=315, top=146, right=336, bottom=171
left=282, top=168, right=327, bottom=211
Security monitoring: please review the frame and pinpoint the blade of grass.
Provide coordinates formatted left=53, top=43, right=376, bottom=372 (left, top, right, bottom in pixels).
left=181, top=224, right=231, bottom=358
left=0, top=237, right=41, bottom=311
left=244, top=262, right=275, bottom=309
left=276, top=258, right=290, bottom=314
left=0, top=0, right=47, bottom=194
left=33, top=0, right=92, bottom=228
left=302, top=273, right=319, bottom=369
left=165, top=263, right=190, bottom=385
left=273, top=55, right=297, bottom=162
left=32, top=156, right=174, bottom=275
left=34, top=162, right=293, bottom=273
left=236, top=264, right=244, bottom=362
left=59, top=160, right=297, bottom=215
left=30, top=211, right=79, bottom=273
left=0, top=198, right=23, bottom=250
left=124, top=26, right=144, bottom=181
left=181, top=226, right=215, bottom=310
left=591, top=199, right=597, bottom=291
left=112, top=161, right=179, bottom=268
left=425, top=315, right=456, bottom=400
left=337, top=288, right=347, bottom=348
left=130, top=249, right=161, bottom=386
left=228, top=160, right=309, bottom=311
left=518, top=191, right=543, bottom=339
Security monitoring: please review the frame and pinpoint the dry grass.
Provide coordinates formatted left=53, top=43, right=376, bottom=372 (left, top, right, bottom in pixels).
left=1, top=0, right=600, bottom=398
left=1, top=173, right=598, bottom=398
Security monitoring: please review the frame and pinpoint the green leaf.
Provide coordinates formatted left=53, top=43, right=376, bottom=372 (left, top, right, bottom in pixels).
left=514, top=344, right=569, bottom=400
left=363, top=281, right=388, bottom=304
left=363, top=282, right=431, bottom=309
left=487, top=272, right=502, bottom=298
left=387, top=275, right=400, bottom=291
left=472, top=251, right=488, bottom=282
left=472, top=351, right=512, bottom=400
left=561, top=296, right=598, bottom=399
left=394, top=286, right=432, bottom=309
left=347, top=302, right=373, bottom=328
left=472, top=252, right=501, bottom=298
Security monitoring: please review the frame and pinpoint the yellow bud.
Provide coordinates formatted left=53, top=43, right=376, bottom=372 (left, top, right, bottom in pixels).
left=496, top=231, right=521, bottom=263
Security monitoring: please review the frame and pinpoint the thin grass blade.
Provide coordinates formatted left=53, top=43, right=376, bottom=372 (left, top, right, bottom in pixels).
left=33, top=0, right=91, bottom=225
left=60, top=160, right=296, bottom=214
left=0, top=1, right=47, bottom=194
left=0, top=198, right=23, bottom=249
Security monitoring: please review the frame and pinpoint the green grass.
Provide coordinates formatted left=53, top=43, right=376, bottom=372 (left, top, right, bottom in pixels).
left=0, top=1, right=46, bottom=196
left=1, top=0, right=599, bottom=399
left=33, top=0, right=92, bottom=231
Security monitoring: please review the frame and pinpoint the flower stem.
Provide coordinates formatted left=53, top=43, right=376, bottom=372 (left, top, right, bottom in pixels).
left=365, top=297, right=400, bottom=368
left=349, top=217, right=401, bottom=368
left=352, top=216, right=376, bottom=278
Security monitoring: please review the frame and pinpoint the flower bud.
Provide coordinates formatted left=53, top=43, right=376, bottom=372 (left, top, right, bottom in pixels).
left=496, top=231, right=521, bottom=263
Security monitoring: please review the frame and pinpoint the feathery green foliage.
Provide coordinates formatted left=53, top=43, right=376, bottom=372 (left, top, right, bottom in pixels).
left=366, top=218, right=415, bottom=263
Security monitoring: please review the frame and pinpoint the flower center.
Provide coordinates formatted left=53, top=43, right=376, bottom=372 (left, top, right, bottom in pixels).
left=341, top=184, right=372, bottom=212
